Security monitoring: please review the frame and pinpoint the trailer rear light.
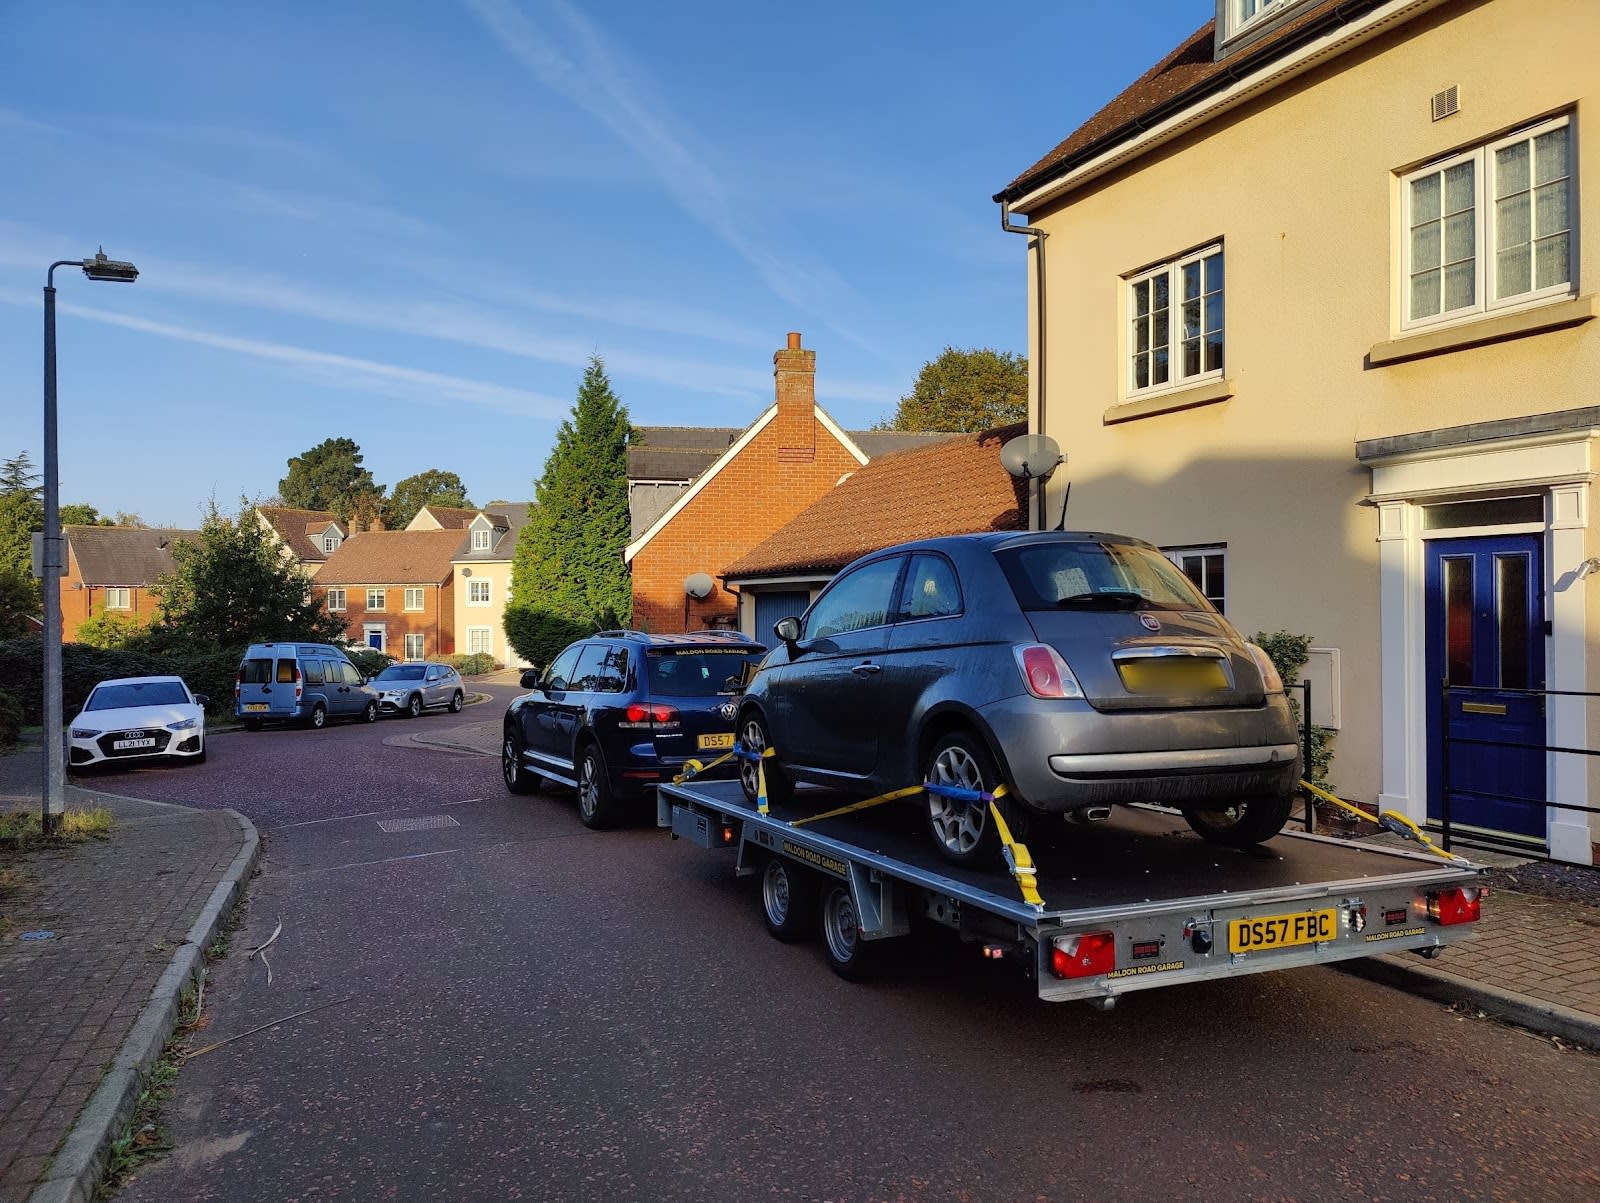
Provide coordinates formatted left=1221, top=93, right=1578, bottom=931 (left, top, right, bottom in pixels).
left=1426, top=886, right=1485, bottom=925
left=1013, top=645, right=1084, bottom=700
left=1050, top=931, right=1115, bottom=979
left=625, top=702, right=678, bottom=724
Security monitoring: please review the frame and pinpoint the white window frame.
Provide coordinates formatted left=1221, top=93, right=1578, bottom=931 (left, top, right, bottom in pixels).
left=467, top=579, right=491, bottom=606
left=404, top=633, right=425, bottom=661
left=104, top=587, right=132, bottom=610
left=467, top=626, right=494, bottom=655
left=326, top=588, right=346, bottom=612
left=1400, top=114, right=1575, bottom=332
left=367, top=588, right=386, bottom=611
left=404, top=587, right=425, bottom=611
left=471, top=528, right=492, bottom=551
left=322, top=533, right=339, bottom=553
left=1216, top=0, right=1312, bottom=54
left=1164, top=545, right=1227, bottom=613
left=1126, top=244, right=1225, bottom=399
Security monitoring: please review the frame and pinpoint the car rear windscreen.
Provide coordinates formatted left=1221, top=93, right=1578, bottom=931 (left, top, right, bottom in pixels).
left=646, top=648, right=765, bottom=697
left=996, top=541, right=1212, bottom=612
left=86, top=681, right=190, bottom=710
left=239, top=658, right=272, bottom=684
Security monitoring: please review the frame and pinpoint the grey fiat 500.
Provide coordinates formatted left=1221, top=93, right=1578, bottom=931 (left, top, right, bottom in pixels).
left=737, top=531, right=1302, bottom=866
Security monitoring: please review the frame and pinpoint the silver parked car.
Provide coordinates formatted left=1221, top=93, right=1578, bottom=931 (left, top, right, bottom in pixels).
left=371, top=662, right=466, bottom=717
left=737, top=531, right=1302, bottom=865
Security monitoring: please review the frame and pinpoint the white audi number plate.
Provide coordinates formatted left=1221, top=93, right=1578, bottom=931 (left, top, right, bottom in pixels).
left=113, top=737, right=157, bottom=751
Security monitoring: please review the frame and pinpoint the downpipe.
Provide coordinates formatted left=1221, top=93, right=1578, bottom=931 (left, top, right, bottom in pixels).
left=999, top=200, right=1048, bottom=531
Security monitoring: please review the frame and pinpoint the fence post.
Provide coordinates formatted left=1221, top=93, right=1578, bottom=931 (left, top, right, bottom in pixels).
left=1300, top=679, right=1315, bottom=834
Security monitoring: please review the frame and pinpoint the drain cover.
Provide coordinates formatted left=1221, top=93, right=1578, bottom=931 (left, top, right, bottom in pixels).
left=376, top=815, right=461, bottom=833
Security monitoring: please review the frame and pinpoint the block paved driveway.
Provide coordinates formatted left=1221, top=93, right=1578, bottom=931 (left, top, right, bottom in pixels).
left=49, top=685, right=1600, bottom=1202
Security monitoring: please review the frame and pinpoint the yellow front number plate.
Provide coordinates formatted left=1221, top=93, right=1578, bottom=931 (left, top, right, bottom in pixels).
left=698, top=733, right=735, bottom=750
left=1118, top=659, right=1227, bottom=694
left=1228, top=908, right=1338, bottom=954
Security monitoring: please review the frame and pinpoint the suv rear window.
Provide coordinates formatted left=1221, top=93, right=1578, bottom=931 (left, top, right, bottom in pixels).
left=996, top=541, right=1211, bottom=612
left=646, top=648, right=765, bottom=697
left=239, top=658, right=272, bottom=684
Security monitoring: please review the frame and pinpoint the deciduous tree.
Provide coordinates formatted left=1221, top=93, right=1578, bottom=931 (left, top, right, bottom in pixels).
left=384, top=470, right=471, bottom=530
left=879, top=347, right=1028, bottom=433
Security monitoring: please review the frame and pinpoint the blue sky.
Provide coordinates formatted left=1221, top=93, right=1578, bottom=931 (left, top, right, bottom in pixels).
left=1, top=1, right=1204, bottom=525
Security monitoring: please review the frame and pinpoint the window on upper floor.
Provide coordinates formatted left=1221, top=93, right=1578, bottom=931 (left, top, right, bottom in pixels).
left=367, top=588, right=386, bottom=611
left=326, top=588, right=346, bottom=612
left=1164, top=546, right=1227, bottom=613
left=322, top=533, right=339, bottom=553
left=1216, top=0, right=1312, bottom=54
left=105, top=587, right=132, bottom=610
left=404, top=587, right=424, bottom=611
left=1401, top=115, right=1574, bottom=330
left=471, top=527, right=492, bottom=551
left=1127, top=245, right=1224, bottom=397
left=467, top=579, right=491, bottom=606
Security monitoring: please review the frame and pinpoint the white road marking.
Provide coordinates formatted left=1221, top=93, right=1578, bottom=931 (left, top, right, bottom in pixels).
left=312, top=849, right=462, bottom=872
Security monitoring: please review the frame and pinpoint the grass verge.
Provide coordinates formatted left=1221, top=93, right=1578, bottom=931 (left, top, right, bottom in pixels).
left=0, top=806, right=115, bottom=851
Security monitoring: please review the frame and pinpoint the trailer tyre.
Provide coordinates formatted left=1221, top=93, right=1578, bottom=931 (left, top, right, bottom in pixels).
left=1181, top=792, right=1295, bottom=847
left=738, top=710, right=794, bottom=808
left=923, top=731, right=1009, bottom=867
left=819, top=883, right=886, bottom=982
left=761, top=857, right=817, bottom=943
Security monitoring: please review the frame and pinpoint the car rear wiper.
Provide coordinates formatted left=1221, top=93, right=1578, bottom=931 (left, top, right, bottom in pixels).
left=1055, top=591, right=1148, bottom=609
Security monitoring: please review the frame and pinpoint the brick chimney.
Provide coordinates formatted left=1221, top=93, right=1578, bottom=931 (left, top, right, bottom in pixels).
left=773, top=331, right=816, bottom=463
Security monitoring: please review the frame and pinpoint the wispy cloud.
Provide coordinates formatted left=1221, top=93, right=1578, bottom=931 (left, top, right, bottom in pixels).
left=0, top=108, right=63, bottom=136
left=461, top=0, right=872, bottom=347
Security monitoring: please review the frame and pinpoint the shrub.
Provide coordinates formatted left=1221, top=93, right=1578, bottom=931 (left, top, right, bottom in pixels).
left=0, top=687, right=20, bottom=753
left=74, top=610, right=148, bottom=650
left=1251, top=629, right=1336, bottom=792
left=0, top=636, right=247, bottom=722
left=346, top=647, right=396, bottom=679
left=503, top=604, right=590, bottom=671
left=444, top=652, right=496, bottom=675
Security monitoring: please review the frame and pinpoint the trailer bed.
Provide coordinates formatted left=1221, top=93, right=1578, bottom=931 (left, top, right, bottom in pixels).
left=660, top=779, right=1485, bottom=1004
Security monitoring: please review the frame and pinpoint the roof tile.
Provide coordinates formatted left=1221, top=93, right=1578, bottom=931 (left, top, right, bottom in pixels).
left=315, top=529, right=462, bottom=585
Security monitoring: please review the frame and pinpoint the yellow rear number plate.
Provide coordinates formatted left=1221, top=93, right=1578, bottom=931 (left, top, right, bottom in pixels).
left=698, top=733, right=735, bottom=750
left=244, top=703, right=269, bottom=712
left=1118, top=658, right=1227, bottom=694
left=1228, top=908, right=1338, bottom=953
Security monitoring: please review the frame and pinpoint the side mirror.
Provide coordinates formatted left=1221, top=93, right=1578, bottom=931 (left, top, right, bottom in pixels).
left=193, top=693, right=210, bottom=706
left=774, top=616, right=802, bottom=643
left=519, top=669, right=542, bottom=689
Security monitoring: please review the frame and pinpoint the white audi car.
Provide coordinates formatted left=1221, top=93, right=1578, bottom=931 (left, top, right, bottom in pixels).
left=68, top=675, right=209, bottom=770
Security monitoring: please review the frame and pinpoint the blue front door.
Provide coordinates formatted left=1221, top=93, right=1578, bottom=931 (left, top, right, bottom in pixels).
left=1424, top=535, right=1545, bottom=839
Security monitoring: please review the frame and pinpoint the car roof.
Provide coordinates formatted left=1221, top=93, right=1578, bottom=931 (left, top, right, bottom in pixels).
left=591, top=629, right=763, bottom=648
left=873, top=530, right=1160, bottom=557
left=92, top=675, right=188, bottom=688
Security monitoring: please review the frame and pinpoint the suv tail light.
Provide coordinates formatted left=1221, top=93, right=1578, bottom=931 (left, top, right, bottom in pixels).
left=1426, top=886, right=1485, bottom=925
left=1013, top=644, right=1084, bottom=699
left=626, top=702, right=679, bottom=725
left=1050, top=931, right=1116, bottom=979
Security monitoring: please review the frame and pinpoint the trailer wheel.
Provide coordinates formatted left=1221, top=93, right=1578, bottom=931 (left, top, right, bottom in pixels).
left=1181, top=792, right=1295, bottom=847
left=922, top=731, right=1012, bottom=867
left=738, top=710, right=794, bottom=808
left=819, top=883, right=884, bottom=982
left=760, top=857, right=817, bottom=943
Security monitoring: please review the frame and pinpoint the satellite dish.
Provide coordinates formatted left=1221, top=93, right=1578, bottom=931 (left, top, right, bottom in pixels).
left=461, top=567, right=473, bottom=578
left=999, top=434, right=1064, bottom=480
left=684, top=572, right=715, bottom=599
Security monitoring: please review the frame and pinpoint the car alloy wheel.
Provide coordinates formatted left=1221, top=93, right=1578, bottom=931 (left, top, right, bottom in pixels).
left=449, top=691, right=464, bottom=713
left=407, top=694, right=423, bottom=719
left=308, top=704, right=327, bottom=730
left=577, top=745, right=619, bottom=829
left=503, top=734, right=538, bottom=795
left=926, top=743, right=987, bottom=856
left=737, top=711, right=793, bottom=807
left=364, top=701, right=378, bottom=723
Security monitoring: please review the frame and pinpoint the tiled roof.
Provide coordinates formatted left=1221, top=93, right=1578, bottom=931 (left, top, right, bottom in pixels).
left=415, top=505, right=480, bottom=529
left=454, top=502, right=533, bottom=561
left=723, top=424, right=1028, bottom=579
left=66, top=526, right=198, bottom=586
left=998, top=0, right=1353, bottom=202
left=315, top=529, right=462, bottom=585
left=257, top=506, right=344, bottom=562
left=629, top=425, right=956, bottom=483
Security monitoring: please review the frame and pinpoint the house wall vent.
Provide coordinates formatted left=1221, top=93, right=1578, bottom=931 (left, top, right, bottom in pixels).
left=1431, top=85, right=1460, bottom=122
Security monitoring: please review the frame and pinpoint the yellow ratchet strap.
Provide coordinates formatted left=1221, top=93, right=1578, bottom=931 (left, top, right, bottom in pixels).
left=671, top=749, right=736, bottom=785
left=787, top=785, right=928, bottom=827
left=986, top=785, right=1045, bottom=911
left=1300, top=779, right=1466, bottom=863
left=756, top=747, right=775, bottom=815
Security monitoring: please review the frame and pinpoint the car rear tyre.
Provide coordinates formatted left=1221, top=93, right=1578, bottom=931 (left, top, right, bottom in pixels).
left=577, top=744, right=621, bottom=830
left=922, top=731, right=1011, bottom=868
left=307, top=704, right=327, bottom=730
left=738, top=710, right=794, bottom=808
left=363, top=701, right=379, bottom=724
left=449, top=691, right=464, bottom=713
left=502, top=733, right=539, bottom=795
left=819, top=883, right=884, bottom=982
left=1181, top=793, right=1295, bottom=847
left=242, top=718, right=263, bottom=732
left=406, top=693, right=423, bottom=719
left=761, top=857, right=817, bottom=943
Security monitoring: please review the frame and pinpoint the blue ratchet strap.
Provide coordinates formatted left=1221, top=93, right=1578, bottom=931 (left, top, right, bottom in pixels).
left=924, top=782, right=1044, bottom=910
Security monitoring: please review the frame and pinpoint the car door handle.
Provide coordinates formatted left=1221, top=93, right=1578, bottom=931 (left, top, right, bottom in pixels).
left=851, top=662, right=882, bottom=676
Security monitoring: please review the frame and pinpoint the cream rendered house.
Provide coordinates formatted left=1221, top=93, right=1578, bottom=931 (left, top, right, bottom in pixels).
left=995, top=0, right=1598, bottom=862
left=449, top=503, right=531, bottom=668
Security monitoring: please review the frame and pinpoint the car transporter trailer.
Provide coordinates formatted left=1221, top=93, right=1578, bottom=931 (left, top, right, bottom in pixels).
left=657, top=778, right=1486, bottom=1009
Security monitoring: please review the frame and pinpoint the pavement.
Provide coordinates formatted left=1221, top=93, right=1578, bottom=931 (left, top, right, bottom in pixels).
left=0, top=711, right=1595, bottom=1200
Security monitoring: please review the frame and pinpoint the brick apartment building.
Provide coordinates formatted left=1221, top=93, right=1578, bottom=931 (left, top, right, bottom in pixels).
left=312, top=528, right=460, bottom=660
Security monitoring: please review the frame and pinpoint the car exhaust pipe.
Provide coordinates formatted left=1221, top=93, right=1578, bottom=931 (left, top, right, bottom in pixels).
left=1066, top=806, right=1114, bottom=825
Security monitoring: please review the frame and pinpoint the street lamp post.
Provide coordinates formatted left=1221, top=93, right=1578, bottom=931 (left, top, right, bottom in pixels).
left=42, top=250, right=138, bottom=834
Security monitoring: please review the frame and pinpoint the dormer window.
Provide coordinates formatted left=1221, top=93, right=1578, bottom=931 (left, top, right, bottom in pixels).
left=472, top=528, right=492, bottom=551
left=322, top=533, right=340, bottom=553
left=1216, top=0, right=1311, bottom=56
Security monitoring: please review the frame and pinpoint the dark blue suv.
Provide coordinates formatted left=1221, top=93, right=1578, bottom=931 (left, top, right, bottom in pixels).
left=501, top=629, right=767, bottom=828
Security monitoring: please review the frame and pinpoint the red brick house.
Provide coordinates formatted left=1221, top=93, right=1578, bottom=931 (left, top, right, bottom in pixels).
left=722, top=424, right=1028, bottom=637
left=59, top=526, right=197, bottom=642
left=256, top=506, right=346, bottom=577
left=312, top=529, right=460, bottom=660
left=626, top=333, right=945, bottom=632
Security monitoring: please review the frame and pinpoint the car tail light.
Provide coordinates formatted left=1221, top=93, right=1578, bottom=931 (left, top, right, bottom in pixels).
left=294, top=668, right=303, bottom=700
left=1013, top=644, right=1084, bottom=699
left=625, top=702, right=678, bottom=725
left=1245, top=643, right=1284, bottom=692
left=1050, top=931, right=1116, bottom=979
left=1426, top=886, right=1485, bottom=925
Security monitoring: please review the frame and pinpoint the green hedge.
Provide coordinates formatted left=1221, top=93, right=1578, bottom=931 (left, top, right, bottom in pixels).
left=1251, top=629, right=1336, bottom=792
left=0, top=687, right=20, bottom=753
left=0, top=637, right=246, bottom=722
left=443, top=652, right=496, bottom=675
left=502, top=605, right=590, bottom=671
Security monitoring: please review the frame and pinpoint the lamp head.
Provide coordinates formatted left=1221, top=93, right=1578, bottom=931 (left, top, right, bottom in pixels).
left=81, top=248, right=138, bottom=283
left=1576, top=557, right=1600, bottom=580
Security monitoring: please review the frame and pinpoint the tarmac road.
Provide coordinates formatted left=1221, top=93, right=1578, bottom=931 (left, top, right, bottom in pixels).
left=82, top=684, right=1600, bottom=1202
